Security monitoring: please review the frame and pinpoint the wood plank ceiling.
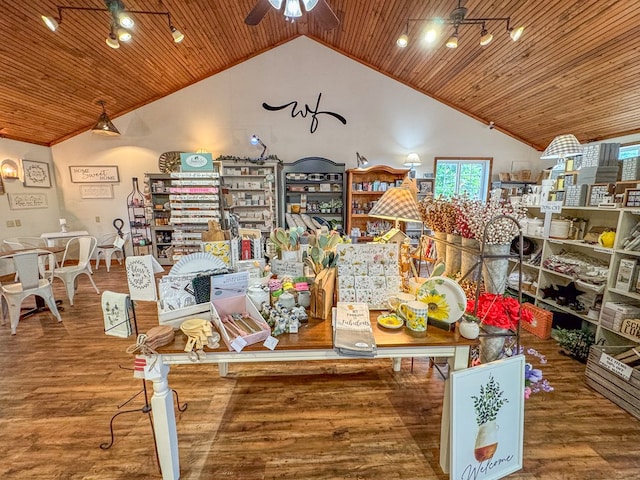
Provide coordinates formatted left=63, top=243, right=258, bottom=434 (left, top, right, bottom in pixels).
left=0, top=0, right=638, bottom=150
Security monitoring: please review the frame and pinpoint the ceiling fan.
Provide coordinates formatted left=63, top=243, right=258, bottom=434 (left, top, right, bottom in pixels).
left=245, top=0, right=339, bottom=30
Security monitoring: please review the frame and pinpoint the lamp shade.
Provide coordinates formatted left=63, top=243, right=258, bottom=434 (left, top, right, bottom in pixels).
left=540, top=134, right=582, bottom=159
left=368, top=185, right=422, bottom=224
left=91, top=101, right=120, bottom=136
left=404, top=152, right=421, bottom=167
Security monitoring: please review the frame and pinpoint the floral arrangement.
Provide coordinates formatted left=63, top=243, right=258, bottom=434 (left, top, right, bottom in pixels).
left=467, top=190, right=528, bottom=245
left=419, top=196, right=458, bottom=233
left=522, top=346, right=554, bottom=399
left=466, top=293, right=533, bottom=330
left=472, top=374, right=508, bottom=425
left=452, top=196, right=482, bottom=239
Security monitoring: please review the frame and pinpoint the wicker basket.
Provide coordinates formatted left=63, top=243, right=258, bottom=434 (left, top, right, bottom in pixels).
left=499, top=172, right=511, bottom=182
left=521, top=303, right=553, bottom=339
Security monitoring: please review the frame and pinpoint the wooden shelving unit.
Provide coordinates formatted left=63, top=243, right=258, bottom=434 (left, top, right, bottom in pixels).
left=345, top=165, right=409, bottom=242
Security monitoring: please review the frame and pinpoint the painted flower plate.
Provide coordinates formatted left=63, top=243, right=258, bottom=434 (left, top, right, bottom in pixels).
left=377, top=313, right=404, bottom=329
left=416, top=276, right=467, bottom=324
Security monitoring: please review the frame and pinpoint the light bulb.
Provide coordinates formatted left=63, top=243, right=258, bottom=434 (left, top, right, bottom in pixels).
left=396, top=34, right=408, bottom=48
left=41, top=15, right=59, bottom=32
left=118, top=12, right=134, bottom=28
left=170, top=26, right=184, bottom=43
left=446, top=34, right=458, bottom=48
left=284, top=0, right=302, bottom=18
left=117, top=27, right=132, bottom=42
left=480, top=29, right=493, bottom=46
left=510, top=26, right=524, bottom=41
left=425, top=28, right=437, bottom=43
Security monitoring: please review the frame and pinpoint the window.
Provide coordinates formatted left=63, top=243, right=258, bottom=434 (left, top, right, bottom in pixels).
left=433, top=157, right=492, bottom=200
left=619, top=144, right=640, bottom=159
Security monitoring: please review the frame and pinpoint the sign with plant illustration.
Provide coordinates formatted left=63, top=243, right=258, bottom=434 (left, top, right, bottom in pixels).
left=450, top=355, right=525, bottom=480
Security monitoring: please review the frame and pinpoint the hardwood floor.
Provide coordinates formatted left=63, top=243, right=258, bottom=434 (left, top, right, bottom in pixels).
left=1, top=263, right=639, bottom=479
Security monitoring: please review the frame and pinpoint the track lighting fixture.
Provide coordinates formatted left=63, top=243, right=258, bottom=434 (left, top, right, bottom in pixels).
left=91, top=101, right=120, bottom=137
left=41, top=0, right=185, bottom=49
left=396, top=0, right=524, bottom=50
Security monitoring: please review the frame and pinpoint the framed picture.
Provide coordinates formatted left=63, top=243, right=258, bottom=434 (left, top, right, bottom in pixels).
left=624, top=188, right=640, bottom=207
left=417, top=178, right=433, bottom=195
left=587, top=183, right=614, bottom=206
left=22, top=159, right=51, bottom=188
left=450, top=355, right=525, bottom=479
left=69, top=165, right=119, bottom=183
left=8, top=193, right=48, bottom=209
left=80, top=184, right=114, bottom=199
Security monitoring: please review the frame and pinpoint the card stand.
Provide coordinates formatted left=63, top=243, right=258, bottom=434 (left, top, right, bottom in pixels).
left=100, top=299, right=187, bottom=471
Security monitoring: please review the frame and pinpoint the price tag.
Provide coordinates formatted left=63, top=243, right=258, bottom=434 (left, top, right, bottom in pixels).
left=263, top=336, right=279, bottom=350
left=540, top=201, right=563, bottom=213
left=288, top=322, right=299, bottom=334
left=230, top=335, right=248, bottom=352
left=593, top=247, right=612, bottom=254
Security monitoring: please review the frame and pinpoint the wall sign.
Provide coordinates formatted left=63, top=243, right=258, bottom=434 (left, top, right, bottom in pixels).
left=262, top=93, right=347, bottom=134
left=180, top=152, right=213, bottom=172
left=450, top=355, right=525, bottom=480
left=69, top=165, right=120, bottom=183
left=22, top=159, right=51, bottom=188
left=8, top=193, right=48, bottom=209
left=79, top=184, right=114, bottom=199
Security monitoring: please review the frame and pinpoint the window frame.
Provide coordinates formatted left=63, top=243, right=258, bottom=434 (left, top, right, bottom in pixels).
left=433, top=156, right=493, bottom=201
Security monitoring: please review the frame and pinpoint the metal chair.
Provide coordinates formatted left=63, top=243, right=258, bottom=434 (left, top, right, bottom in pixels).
left=95, top=232, right=128, bottom=272
left=1, top=250, right=62, bottom=335
left=53, top=236, right=100, bottom=306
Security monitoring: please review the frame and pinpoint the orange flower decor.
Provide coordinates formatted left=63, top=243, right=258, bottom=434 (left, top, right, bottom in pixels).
left=466, top=293, right=534, bottom=330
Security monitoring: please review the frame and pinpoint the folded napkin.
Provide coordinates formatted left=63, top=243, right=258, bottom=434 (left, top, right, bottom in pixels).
left=102, top=291, right=132, bottom=338
left=333, top=302, right=377, bottom=358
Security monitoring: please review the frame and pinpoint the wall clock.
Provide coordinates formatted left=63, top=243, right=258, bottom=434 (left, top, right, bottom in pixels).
left=158, top=151, right=183, bottom=173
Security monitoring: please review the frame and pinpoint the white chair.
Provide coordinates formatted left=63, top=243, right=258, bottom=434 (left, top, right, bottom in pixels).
left=1, top=250, right=62, bottom=335
left=95, top=233, right=128, bottom=272
left=53, top=236, right=100, bottom=306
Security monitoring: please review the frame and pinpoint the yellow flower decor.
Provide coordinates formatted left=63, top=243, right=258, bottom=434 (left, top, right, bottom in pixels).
left=421, top=292, right=450, bottom=321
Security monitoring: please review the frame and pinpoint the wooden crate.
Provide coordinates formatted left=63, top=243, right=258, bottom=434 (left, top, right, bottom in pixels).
left=521, top=303, right=553, bottom=340
left=585, top=345, right=640, bottom=420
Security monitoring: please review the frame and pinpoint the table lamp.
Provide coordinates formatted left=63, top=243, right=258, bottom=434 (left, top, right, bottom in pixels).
left=368, top=177, right=422, bottom=242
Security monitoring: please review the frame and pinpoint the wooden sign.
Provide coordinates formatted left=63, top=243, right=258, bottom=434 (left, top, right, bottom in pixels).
left=8, top=193, right=48, bottom=209
left=620, top=318, right=640, bottom=340
left=271, top=259, right=305, bottom=278
left=69, top=165, right=119, bottom=183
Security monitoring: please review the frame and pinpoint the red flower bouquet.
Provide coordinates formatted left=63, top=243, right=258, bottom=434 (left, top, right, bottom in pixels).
left=466, top=293, right=533, bottom=330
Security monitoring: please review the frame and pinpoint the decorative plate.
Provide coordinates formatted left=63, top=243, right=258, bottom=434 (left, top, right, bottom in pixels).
left=169, top=252, right=227, bottom=275
left=377, top=313, right=403, bottom=329
left=158, top=151, right=183, bottom=173
left=416, top=276, right=467, bottom=324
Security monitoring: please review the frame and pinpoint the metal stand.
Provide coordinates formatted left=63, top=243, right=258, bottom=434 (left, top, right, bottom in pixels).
left=100, top=299, right=187, bottom=472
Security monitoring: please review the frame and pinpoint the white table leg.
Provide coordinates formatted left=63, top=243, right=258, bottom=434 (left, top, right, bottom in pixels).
left=151, top=361, right=180, bottom=480
left=439, top=345, right=470, bottom=475
left=392, top=357, right=402, bottom=372
left=218, top=362, right=228, bottom=377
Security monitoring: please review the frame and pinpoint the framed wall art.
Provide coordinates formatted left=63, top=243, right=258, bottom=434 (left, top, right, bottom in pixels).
left=450, top=355, right=525, bottom=480
left=69, top=165, right=119, bottom=183
left=417, top=178, right=433, bottom=195
left=8, top=193, right=48, bottom=209
left=79, top=184, right=114, bottom=199
left=22, top=159, right=51, bottom=188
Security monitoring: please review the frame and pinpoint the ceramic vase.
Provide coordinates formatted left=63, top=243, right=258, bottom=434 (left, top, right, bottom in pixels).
left=445, top=234, right=462, bottom=276
left=474, top=420, right=499, bottom=462
left=461, top=237, right=481, bottom=281
left=458, top=318, right=480, bottom=340
left=482, top=243, right=511, bottom=294
left=479, top=324, right=508, bottom=363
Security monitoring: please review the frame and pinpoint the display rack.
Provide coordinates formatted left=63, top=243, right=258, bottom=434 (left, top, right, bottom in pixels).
left=168, top=170, right=222, bottom=262
left=281, top=157, right=346, bottom=232
left=127, top=177, right=151, bottom=256
left=146, top=173, right=174, bottom=265
left=220, top=160, right=281, bottom=236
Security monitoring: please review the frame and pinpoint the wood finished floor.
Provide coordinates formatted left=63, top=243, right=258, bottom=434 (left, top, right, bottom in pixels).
left=1, top=263, right=639, bottom=479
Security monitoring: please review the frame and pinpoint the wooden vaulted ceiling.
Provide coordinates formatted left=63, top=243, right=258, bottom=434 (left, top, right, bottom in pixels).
left=0, top=0, right=638, bottom=150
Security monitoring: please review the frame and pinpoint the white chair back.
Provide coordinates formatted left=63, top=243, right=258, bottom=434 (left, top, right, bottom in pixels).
left=12, top=252, right=40, bottom=289
left=61, top=236, right=97, bottom=268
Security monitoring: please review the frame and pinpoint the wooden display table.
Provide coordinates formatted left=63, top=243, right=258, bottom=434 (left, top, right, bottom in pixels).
left=151, top=312, right=472, bottom=480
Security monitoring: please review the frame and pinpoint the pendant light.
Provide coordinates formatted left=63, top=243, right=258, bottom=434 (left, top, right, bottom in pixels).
left=91, top=101, right=120, bottom=136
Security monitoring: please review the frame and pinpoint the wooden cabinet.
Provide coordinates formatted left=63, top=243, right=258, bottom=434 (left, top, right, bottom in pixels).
left=346, top=166, right=409, bottom=242
left=281, top=157, right=346, bottom=231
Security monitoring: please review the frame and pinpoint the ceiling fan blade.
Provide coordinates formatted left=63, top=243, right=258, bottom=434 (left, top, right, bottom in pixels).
left=245, top=0, right=272, bottom=26
left=314, top=0, right=339, bottom=30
